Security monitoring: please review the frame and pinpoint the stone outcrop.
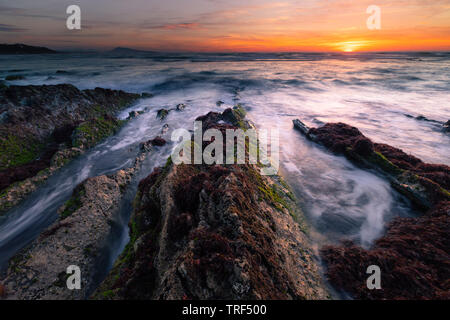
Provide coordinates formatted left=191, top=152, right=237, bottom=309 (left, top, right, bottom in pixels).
left=0, top=139, right=160, bottom=300
left=293, top=120, right=449, bottom=209
left=93, top=109, right=328, bottom=300
left=0, top=84, right=140, bottom=214
left=293, top=119, right=450, bottom=300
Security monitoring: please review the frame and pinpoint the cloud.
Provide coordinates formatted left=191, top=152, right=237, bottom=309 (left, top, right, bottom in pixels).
left=141, top=22, right=202, bottom=30
left=0, top=23, right=28, bottom=32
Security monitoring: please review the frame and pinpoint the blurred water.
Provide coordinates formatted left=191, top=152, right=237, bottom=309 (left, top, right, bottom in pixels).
left=0, top=52, right=448, bottom=273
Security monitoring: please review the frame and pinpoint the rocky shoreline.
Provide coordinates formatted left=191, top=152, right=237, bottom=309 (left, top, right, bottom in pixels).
left=293, top=119, right=450, bottom=299
left=0, top=88, right=329, bottom=300
left=93, top=108, right=328, bottom=300
left=0, top=82, right=447, bottom=300
left=1, top=138, right=165, bottom=299
left=0, top=84, right=142, bottom=214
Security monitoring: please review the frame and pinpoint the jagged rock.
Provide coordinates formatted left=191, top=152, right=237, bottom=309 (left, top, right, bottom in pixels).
left=0, top=142, right=153, bottom=300
left=293, top=119, right=450, bottom=299
left=156, top=109, right=169, bottom=120
left=94, top=108, right=328, bottom=300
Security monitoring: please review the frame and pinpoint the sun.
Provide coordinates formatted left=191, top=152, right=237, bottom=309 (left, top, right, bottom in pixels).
left=334, top=41, right=367, bottom=53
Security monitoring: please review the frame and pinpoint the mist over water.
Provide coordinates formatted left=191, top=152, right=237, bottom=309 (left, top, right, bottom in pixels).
left=0, top=52, right=448, bottom=273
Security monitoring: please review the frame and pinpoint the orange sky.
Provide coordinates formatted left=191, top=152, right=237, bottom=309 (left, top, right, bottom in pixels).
left=0, top=0, right=449, bottom=52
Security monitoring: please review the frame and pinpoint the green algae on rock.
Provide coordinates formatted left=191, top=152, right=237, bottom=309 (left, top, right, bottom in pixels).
left=0, top=84, right=141, bottom=215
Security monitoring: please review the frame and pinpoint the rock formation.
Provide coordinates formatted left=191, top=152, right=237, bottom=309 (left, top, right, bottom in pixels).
left=0, top=139, right=160, bottom=299
left=293, top=119, right=450, bottom=299
left=0, top=84, right=140, bottom=214
left=93, top=109, right=328, bottom=300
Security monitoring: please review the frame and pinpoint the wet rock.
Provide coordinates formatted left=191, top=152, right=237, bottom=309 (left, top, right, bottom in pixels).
left=293, top=120, right=450, bottom=209
left=128, top=111, right=139, bottom=119
left=126, top=110, right=145, bottom=120
left=149, top=136, right=166, bottom=147
left=293, top=119, right=450, bottom=299
left=156, top=109, right=169, bottom=120
left=140, top=137, right=166, bottom=152
left=443, top=120, right=450, bottom=132
left=94, top=108, right=328, bottom=300
left=197, top=104, right=250, bottom=130
left=216, top=100, right=224, bottom=106
left=161, top=123, right=169, bottom=134
left=176, top=103, right=186, bottom=111
left=292, top=119, right=310, bottom=135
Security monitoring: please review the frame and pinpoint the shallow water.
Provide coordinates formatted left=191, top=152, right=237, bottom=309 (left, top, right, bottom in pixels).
left=0, top=52, right=448, bottom=283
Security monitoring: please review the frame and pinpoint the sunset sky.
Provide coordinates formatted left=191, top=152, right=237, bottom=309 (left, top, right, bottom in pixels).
left=0, top=0, right=449, bottom=52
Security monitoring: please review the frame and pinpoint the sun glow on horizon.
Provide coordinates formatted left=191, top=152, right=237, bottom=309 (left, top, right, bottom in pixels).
left=1, top=1, right=450, bottom=52
left=334, top=41, right=369, bottom=53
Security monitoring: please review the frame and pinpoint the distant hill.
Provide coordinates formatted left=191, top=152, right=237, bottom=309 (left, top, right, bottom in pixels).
left=108, top=47, right=157, bottom=54
left=0, top=43, right=58, bottom=54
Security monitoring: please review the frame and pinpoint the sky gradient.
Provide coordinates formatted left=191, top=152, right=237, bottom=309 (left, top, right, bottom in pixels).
left=0, top=0, right=449, bottom=52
